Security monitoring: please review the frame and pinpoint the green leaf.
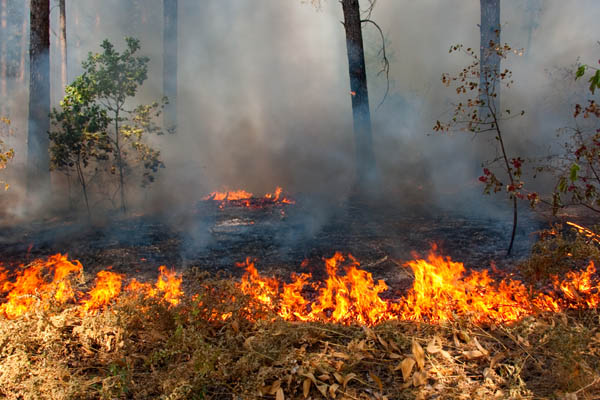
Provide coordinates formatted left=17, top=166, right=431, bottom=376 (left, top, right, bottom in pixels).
left=589, top=69, right=600, bottom=94
left=576, top=65, right=586, bottom=80
left=570, top=163, right=580, bottom=182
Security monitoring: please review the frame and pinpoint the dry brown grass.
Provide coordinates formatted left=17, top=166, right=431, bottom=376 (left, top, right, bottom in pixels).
left=1, top=244, right=600, bottom=399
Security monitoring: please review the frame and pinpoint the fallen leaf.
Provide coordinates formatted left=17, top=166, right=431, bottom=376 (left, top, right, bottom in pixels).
left=397, top=357, right=416, bottom=382
left=463, top=350, right=485, bottom=360
left=333, top=372, right=343, bottom=384
left=317, top=384, right=328, bottom=397
left=329, top=383, right=339, bottom=398
left=342, top=373, right=357, bottom=389
left=412, top=339, right=425, bottom=370
left=303, top=378, right=311, bottom=398
left=426, top=336, right=442, bottom=354
left=276, top=388, right=284, bottom=400
left=412, top=371, right=428, bottom=387
left=369, top=372, right=383, bottom=392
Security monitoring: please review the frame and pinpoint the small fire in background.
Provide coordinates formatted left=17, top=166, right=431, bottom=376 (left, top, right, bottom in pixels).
left=203, top=186, right=295, bottom=208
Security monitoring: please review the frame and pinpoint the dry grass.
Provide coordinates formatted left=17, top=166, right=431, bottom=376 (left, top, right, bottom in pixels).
left=0, top=269, right=598, bottom=400
left=2, top=228, right=600, bottom=399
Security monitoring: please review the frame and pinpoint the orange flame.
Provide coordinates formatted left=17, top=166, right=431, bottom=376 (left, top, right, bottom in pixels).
left=203, top=187, right=295, bottom=207
left=0, top=256, right=184, bottom=318
left=237, top=248, right=599, bottom=325
left=81, top=270, right=123, bottom=313
left=0, top=254, right=82, bottom=319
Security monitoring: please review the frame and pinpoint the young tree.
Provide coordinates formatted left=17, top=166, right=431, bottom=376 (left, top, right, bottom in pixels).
left=435, top=43, right=525, bottom=255
left=28, top=0, right=51, bottom=200
left=341, top=0, right=377, bottom=187
left=480, top=0, right=501, bottom=111
left=163, top=0, right=177, bottom=132
left=50, top=38, right=167, bottom=214
left=49, top=75, right=110, bottom=217
left=549, top=61, right=600, bottom=214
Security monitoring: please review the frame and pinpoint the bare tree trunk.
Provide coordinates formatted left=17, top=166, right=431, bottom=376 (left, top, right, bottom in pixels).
left=341, top=0, right=376, bottom=188
left=0, top=0, right=7, bottom=116
left=18, top=8, right=27, bottom=82
left=27, top=0, right=51, bottom=204
left=480, top=0, right=501, bottom=113
left=163, top=0, right=177, bottom=131
left=59, top=0, right=67, bottom=94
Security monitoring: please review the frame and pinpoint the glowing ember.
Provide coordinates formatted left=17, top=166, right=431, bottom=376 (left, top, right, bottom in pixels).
left=203, top=186, right=295, bottom=208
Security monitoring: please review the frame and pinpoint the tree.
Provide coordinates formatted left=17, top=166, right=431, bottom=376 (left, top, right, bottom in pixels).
left=27, top=0, right=51, bottom=202
left=50, top=38, right=167, bottom=214
left=341, top=0, right=377, bottom=187
left=549, top=60, right=600, bottom=214
left=435, top=43, right=525, bottom=255
left=480, top=0, right=501, bottom=111
left=163, top=0, right=177, bottom=132
left=49, top=75, right=110, bottom=217
left=59, top=0, right=67, bottom=94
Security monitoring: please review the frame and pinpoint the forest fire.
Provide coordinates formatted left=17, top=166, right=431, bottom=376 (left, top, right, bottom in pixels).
left=203, top=186, right=295, bottom=208
left=1, top=248, right=598, bottom=325
left=237, top=249, right=599, bottom=325
left=0, top=256, right=183, bottom=319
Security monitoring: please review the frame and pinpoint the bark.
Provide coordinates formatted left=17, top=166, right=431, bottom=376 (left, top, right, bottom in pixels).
left=19, top=6, right=27, bottom=82
left=163, top=0, right=177, bottom=131
left=27, top=0, right=51, bottom=199
left=480, top=0, right=501, bottom=113
left=59, top=0, right=67, bottom=94
left=341, top=0, right=376, bottom=187
left=0, top=0, right=6, bottom=115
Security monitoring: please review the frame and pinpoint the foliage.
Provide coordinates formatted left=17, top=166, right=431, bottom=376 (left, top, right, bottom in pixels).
left=549, top=57, right=600, bottom=214
left=0, top=117, right=15, bottom=191
left=434, top=41, right=527, bottom=254
left=50, top=76, right=111, bottom=215
left=49, top=38, right=167, bottom=215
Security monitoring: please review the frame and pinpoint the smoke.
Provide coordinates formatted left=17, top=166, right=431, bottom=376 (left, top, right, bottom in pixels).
left=2, top=0, right=600, bottom=226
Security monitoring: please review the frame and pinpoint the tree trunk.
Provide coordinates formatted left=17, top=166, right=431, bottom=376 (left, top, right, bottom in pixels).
left=480, top=0, right=501, bottom=113
left=163, top=0, right=177, bottom=131
left=27, top=0, right=51, bottom=202
left=341, top=0, right=376, bottom=187
left=59, top=0, right=67, bottom=94
left=0, top=0, right=7, bottom=116
left=18, top=7, right=27, bottom=82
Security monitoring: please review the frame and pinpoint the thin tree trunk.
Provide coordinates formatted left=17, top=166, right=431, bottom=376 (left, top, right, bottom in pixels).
left=59, top=0, right=67, bottom=94
left=114, top=108, right=126, bottom=213
left=341, top=0, right=376, bottom=187
left=480, top=0, right=501, bottom=113
left=18, top=8, right=27, bottom=82
left=163, top=0, right=177, bottom=131
left=27, top=0, right=51, bottom=204
left=0, top=0, right=7, bottom=116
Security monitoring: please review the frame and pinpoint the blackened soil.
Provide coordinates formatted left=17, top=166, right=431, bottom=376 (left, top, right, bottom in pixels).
left=0, top=197, right=549, bottom=289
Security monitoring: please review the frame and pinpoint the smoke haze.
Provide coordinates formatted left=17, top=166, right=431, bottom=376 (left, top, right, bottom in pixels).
left=2, top=0, right=600, bottom=219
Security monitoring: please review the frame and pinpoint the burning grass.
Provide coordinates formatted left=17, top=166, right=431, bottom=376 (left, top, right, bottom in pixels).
left=0, top=239, right=599, bottom=398
left=203, top=187, right=295, bottom=208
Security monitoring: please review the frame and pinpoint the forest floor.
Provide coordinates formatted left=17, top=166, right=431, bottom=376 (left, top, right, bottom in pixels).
left=0, top=198, right=599, bottom=399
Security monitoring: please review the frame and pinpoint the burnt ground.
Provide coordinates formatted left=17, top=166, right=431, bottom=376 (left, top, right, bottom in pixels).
left=0, top=196, right=556, bottom=292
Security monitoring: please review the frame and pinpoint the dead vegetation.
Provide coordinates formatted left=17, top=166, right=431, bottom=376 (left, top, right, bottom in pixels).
left=0, top=254, right=599, bottom=400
